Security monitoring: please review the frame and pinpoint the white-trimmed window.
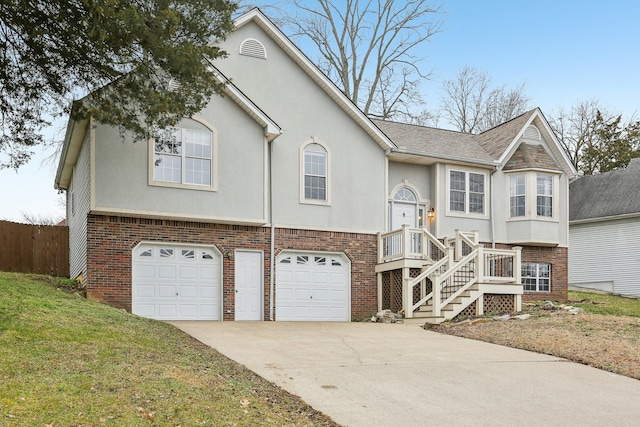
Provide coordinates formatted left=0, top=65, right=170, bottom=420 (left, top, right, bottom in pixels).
left=154, top=127, right=213, bottom=186
left=507, top=172, right=557, bottom=220
left=509, top=174, right=526, bottom=217
left=522, top=263, right=550, bottom=292
left=449, top=169, right=485, bottom=214
left=536, top=174, right=553, bottom=217
left=302, top=142, right=329, bottom=203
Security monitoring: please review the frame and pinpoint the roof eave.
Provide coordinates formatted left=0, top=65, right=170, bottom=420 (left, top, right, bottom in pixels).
left=389, top=147, right=498, bottom=168
left=54, top=106, right=89, bottom=191
left=570, top=211, right=640, bottom=225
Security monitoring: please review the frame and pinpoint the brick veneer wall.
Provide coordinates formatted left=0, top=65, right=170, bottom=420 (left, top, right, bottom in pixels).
left=86, top=215, right=378, bottom=321
left=494, top=243, right=568, bottom=302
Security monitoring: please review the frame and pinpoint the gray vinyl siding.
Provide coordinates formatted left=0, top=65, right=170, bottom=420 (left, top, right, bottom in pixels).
left=569, top=218, right=640, bottom=297
left=68, top=134, right=91, bottom=279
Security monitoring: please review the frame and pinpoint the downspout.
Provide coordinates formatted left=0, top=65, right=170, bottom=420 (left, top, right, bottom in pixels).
left=269, top=137, right=275, bottom=321
left=490, top=165, right=499, bottom=248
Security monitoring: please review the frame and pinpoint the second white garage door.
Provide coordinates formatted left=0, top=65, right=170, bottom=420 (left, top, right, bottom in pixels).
left=276, top=251, right=350, bottom=321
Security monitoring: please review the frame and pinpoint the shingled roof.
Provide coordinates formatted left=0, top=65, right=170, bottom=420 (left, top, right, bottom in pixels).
left=371, top=119, right=495, bottom=164
left=475, top=110, right=537, bottom=159
left=570, top=158, right=640, bottom=222
left=503, top=143, right=562, bottom=171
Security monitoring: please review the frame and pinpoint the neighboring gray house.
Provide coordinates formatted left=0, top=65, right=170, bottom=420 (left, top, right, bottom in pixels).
left=569, top=158, right=640, bottom=297
left=55, top=9, right=577, bottom=323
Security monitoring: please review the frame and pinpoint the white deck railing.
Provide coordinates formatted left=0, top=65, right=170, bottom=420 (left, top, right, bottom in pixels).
left=379, top=228, right=522, bottom=318
left=378, top=225, right=447, bottom=264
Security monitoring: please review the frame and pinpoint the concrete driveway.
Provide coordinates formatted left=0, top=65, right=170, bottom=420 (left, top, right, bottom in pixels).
left=170, top=321, right=640, bottom=427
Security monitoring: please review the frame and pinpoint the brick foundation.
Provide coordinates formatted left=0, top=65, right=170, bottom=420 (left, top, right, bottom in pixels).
left=86, top=215, right=378, bottom=321
left=494, top=243, right=568, bottom=302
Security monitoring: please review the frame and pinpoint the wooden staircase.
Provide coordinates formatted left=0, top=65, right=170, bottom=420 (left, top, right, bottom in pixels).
left=377, top=227, right=523, bottom=324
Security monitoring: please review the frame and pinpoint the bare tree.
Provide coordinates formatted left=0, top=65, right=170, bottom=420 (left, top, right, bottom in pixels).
left=285, top=0, right=442, bottom=120
left=549, top=99, right=640, bottom=175
left=548, top=99, right=607, bottom=172
left=20, top=211, right=64, bottom=225
left=440, top=66, right=530, bottom=133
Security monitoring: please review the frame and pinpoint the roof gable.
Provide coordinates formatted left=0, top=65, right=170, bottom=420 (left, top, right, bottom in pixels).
left=570, top=158, right=640, bottom=222
left=233, top=8, right=395, bottom=151
left=476, top=108, right=577, bottom=177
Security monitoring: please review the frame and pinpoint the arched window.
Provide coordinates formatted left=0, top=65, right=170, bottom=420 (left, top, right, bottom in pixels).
left=301, top=141, right=330, bottom=204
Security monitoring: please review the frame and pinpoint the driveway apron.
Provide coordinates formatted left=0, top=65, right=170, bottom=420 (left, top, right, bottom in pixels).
left=170, top=321, right=640, bottom=427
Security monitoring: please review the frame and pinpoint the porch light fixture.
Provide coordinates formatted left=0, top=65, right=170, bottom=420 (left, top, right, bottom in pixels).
left=427, top=208, right=435, bottom=219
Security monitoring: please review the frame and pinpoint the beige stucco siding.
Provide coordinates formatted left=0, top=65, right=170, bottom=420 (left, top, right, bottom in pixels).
left=388, top=162, right=432, bottom=202
left=215, top=21, right=386, bottom=233
left=92, top=93, right=267, bottom=223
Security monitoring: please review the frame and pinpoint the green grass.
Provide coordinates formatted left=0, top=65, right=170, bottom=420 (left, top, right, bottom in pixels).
left=569, top=290, right=640, bottom=317
left=0, top=272, right=336, bottom=426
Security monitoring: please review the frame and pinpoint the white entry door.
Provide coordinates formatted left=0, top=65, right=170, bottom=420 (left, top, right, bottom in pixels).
left=235, top=250, right=263, bottom=321
left=391, top=202, right=417, bottom=230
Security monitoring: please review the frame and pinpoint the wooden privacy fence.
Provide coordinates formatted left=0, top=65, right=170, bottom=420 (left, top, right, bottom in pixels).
left=0, top=220, right=69, bottom=277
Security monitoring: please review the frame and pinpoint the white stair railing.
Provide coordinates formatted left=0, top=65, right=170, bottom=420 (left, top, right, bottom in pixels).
left=403, top=230, right=521, bottom=319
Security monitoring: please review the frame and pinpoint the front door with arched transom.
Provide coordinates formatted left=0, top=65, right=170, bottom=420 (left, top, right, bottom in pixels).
left=390, top=187, right=419, bottom=230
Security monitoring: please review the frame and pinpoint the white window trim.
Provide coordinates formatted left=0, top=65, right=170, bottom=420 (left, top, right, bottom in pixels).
left=445, top=166, right=489, bottom=219
left=522, top=262, right=551, bottom=292
left=506, top=171, right=559, bottom=222
left=148, top=117, right=218, bottom=192
left=299, top=138, right=331, bottom=206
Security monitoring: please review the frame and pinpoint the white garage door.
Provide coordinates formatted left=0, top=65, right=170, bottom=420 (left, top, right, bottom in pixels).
left=132, top=243, right=221, bottom=320
left=276, top=252, right=350, bottom=321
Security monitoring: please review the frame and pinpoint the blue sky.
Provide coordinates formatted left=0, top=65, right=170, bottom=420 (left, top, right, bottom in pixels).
left=1, top=0, right=638, bottom=221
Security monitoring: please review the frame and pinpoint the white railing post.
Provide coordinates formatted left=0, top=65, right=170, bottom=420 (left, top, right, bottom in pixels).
left=446, top=246, right=454, bottom=267
left=432, top=273, right=441, bottom=317
left=513, top=246, right=522, bottom=284
left=377, top=232, right=383, bottom=264
left=403, top=277, right=413, bottom=318
left=455, top=229, right=462, bottom=260
left=402, top=224, right=411, bottom=259
left=477, top=245, right=485, bottom=283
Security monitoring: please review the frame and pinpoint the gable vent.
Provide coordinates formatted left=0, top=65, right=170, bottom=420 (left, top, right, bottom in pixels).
left=167, top=78, right=182, bottom=92
left=524, top=125, right=541, bottom=141
left=239, top=38, right=267, bottom=59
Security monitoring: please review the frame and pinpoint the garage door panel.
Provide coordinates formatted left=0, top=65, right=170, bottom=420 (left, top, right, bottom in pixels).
left=158, top=265, right=177, bottom=279
left=136, top=265, right=156, bottom=279
left=200, top=285, right=218, bottom=298
left=199, top=304, right=218, bottom=317
left=133, top=243, right=221, bottom=321
left=135, top=284, right=156, bottom=298
left=179, top=285, right=198, bottom=298
left=179, top=304, right=198, bottom=317
left=180, top=266, right=197, bottom=280
left=135, top=304, right=155, bottom=317
left=158, top=304, right=178, bottom=318
left=158, top=285, right=177, bottom=297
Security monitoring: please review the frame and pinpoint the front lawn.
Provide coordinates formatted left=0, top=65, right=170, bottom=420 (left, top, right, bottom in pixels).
left=0, top=272, right=337, bottom=426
